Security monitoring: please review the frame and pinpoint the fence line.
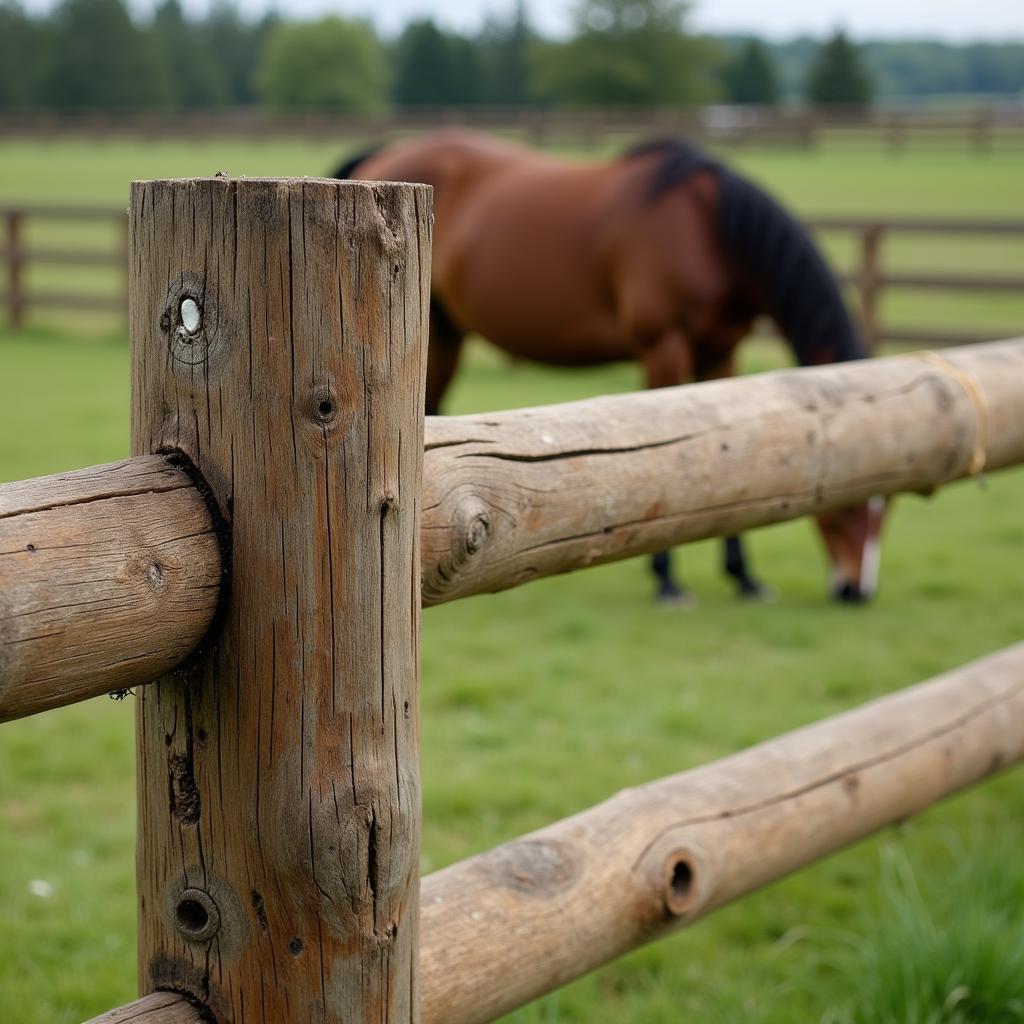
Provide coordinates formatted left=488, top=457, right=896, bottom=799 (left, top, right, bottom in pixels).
left=0, top=204, right=126, bottom=328
left=3, top=204, right=1021, bottom=345
left=2, top=106, right=1024, bottom=152
left=1, top=176, right=1022, bottom=1023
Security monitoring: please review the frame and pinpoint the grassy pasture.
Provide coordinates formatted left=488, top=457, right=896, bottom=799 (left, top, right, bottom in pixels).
left=1, top=138, right=1024, bottom=1022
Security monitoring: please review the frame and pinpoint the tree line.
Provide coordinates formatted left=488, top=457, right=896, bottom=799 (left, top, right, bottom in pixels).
left=1, top=0, right=1022, bottom=114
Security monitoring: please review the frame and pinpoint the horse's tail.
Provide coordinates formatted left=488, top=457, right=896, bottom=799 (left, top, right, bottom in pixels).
left=331, top=145, right=383, bottom=181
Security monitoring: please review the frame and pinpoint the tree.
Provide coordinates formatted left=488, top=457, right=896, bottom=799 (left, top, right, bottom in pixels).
left=394, top=19, right=482, bottom=106
left=479, top=0, right=535, bottom=105
left=804, top=29, right=873, bottom=108
left=722, top=38, right=779, bottom=106
left=150, top=0, right=228, bottom=109
left=204, top=3, right=277, bottom=105
left=0, top=1, right=41, bottom=107
left=534, top=0, right=718, bottom=107
left=39, top=0, right=169, bottom=108
left=256, top=17, right=388, bottom=113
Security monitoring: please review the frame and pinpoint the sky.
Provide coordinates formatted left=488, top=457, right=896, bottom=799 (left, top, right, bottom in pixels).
left=20, top=0, right=1024, bottom=40
left=267, top=0, right=1023, bottom=41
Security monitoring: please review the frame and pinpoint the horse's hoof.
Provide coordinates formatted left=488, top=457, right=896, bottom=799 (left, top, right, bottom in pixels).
left=833, top=581, right=871, bottom=604
left=740, top=582, right=777, bottom=604
left=657, top=588, right=696, bottom=609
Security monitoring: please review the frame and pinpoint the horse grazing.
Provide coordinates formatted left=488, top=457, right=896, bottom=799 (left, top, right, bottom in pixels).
left=335, top=131, right=887, bottom=603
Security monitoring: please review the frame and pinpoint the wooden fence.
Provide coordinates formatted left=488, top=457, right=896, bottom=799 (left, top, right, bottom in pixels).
left=2, top=202, right=1022, bottom=347
left=1, top=204, right=126, bottom=327
left=2, top=106, right=1024, bottom=153
left=1, top=176, right=1024, bottom=1023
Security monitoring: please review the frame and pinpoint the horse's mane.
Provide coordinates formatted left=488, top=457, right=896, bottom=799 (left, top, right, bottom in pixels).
left=623, top=138, right=865, bottom=364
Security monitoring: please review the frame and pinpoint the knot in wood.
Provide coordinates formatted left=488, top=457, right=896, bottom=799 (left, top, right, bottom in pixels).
left=662, top=850, right=699, bottom=918
left=163, top=272, right=219, bottom=367
left=146, top=561, right=167, bottom=592
left=477, top=838, right=582, bottom=899
left=174, top=887, right=221, bottom=943
left=464, top=511, right=491, bottom=555
left=307, top=383, right=342, bottom=428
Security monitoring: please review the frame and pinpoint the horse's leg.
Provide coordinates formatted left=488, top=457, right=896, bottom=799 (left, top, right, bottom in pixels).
left=425, top=300, right=465, bottom=416
left=639, top=330, right=694, bottom=605
left=694, top=351, right=772, bottom=600
left=722, top=535, right=770, bottom=599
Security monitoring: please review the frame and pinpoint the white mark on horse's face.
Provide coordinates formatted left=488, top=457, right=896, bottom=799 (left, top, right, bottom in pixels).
left=858, top=496, right=887, bottom=599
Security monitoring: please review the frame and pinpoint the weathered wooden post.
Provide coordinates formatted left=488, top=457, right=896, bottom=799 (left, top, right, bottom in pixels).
left=859, top=224, right=883, bottom=350
left=129, top=176, right=431, bottom=1021
left=6, top=209, right=25, bottom=328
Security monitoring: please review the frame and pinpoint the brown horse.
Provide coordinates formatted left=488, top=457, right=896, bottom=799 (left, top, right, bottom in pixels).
left=335, top=131, right=887, bottom=603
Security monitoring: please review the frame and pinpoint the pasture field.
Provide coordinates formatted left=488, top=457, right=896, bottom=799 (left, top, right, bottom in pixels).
left=2, top=138, right=1024, bottom=1022
left=1, top=137, right=1023, bottom=340
left=3, top=326, right=1024, bottom=1023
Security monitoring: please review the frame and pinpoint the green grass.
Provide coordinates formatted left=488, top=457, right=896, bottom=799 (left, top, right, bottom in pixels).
left=1, top=139, right=1024, bottom=1021
left=829, top=840, right=1024, bottom=1024
left=3, top=321, right=1024, bottom=1021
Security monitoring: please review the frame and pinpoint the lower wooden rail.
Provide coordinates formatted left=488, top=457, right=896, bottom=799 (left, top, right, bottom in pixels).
left=89, top=641, right=1024, bottom=1023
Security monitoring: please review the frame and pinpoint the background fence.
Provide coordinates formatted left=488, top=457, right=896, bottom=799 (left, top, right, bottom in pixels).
left=3, top=202, right=1021, bottom=347
left=3, top=106, right=1024, bottom=152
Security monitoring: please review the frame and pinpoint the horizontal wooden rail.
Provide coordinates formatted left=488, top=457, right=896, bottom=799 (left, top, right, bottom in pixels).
left=90, top=641, right=1024, bottom=1024
left=7, top=341, right=1024, bottom=718
left=835, top=270, right=1024, bottom=292
left=0, top=204, right=123, bottom=221
left=419, top=641, right=1024, bottom=1023
left=810, top=216, right=1024, bottom=234
left=0, top=455, right=221, bottom=722
left=8, top=290, right=124, bottom=311
left=420, top=338, right=1024, bottom=605
left=0, top=246, right=123, bottom=267
left=882, top=327, right=1018, bottom=347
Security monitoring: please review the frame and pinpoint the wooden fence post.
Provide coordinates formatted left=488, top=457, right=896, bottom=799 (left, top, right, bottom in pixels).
left=6, top=209, right=25, bottom=328
left=129, top=176, right=431, bottom=1021
left=859, top=225, right=883, bottom=351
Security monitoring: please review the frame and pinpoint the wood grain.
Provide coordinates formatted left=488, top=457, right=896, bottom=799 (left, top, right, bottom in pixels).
left=0, top=455, right=220, bottom=722
left=421, top=338, right=1024, bottom=605
left=130, top=177, right=430, bottom=1022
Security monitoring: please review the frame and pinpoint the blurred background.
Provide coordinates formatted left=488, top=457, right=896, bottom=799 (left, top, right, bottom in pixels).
left=2, top=2, right=1024, bottom=1022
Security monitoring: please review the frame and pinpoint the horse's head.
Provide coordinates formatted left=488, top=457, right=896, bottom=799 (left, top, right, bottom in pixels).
left=814, top=496, right=889, bottom=603
left=712, top=161, right=893, bottom=601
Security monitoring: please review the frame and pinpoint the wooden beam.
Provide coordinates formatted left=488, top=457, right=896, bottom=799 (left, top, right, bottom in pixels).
left=83, top=992, right=200, bottom=1023
left=420, top=642, right=1024, bottom=1024
left=420, top=339, right=1024, bottom=605
left=0, top=456, right=221, bottom=722
left=130, top=177, right=431, bottom=1021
